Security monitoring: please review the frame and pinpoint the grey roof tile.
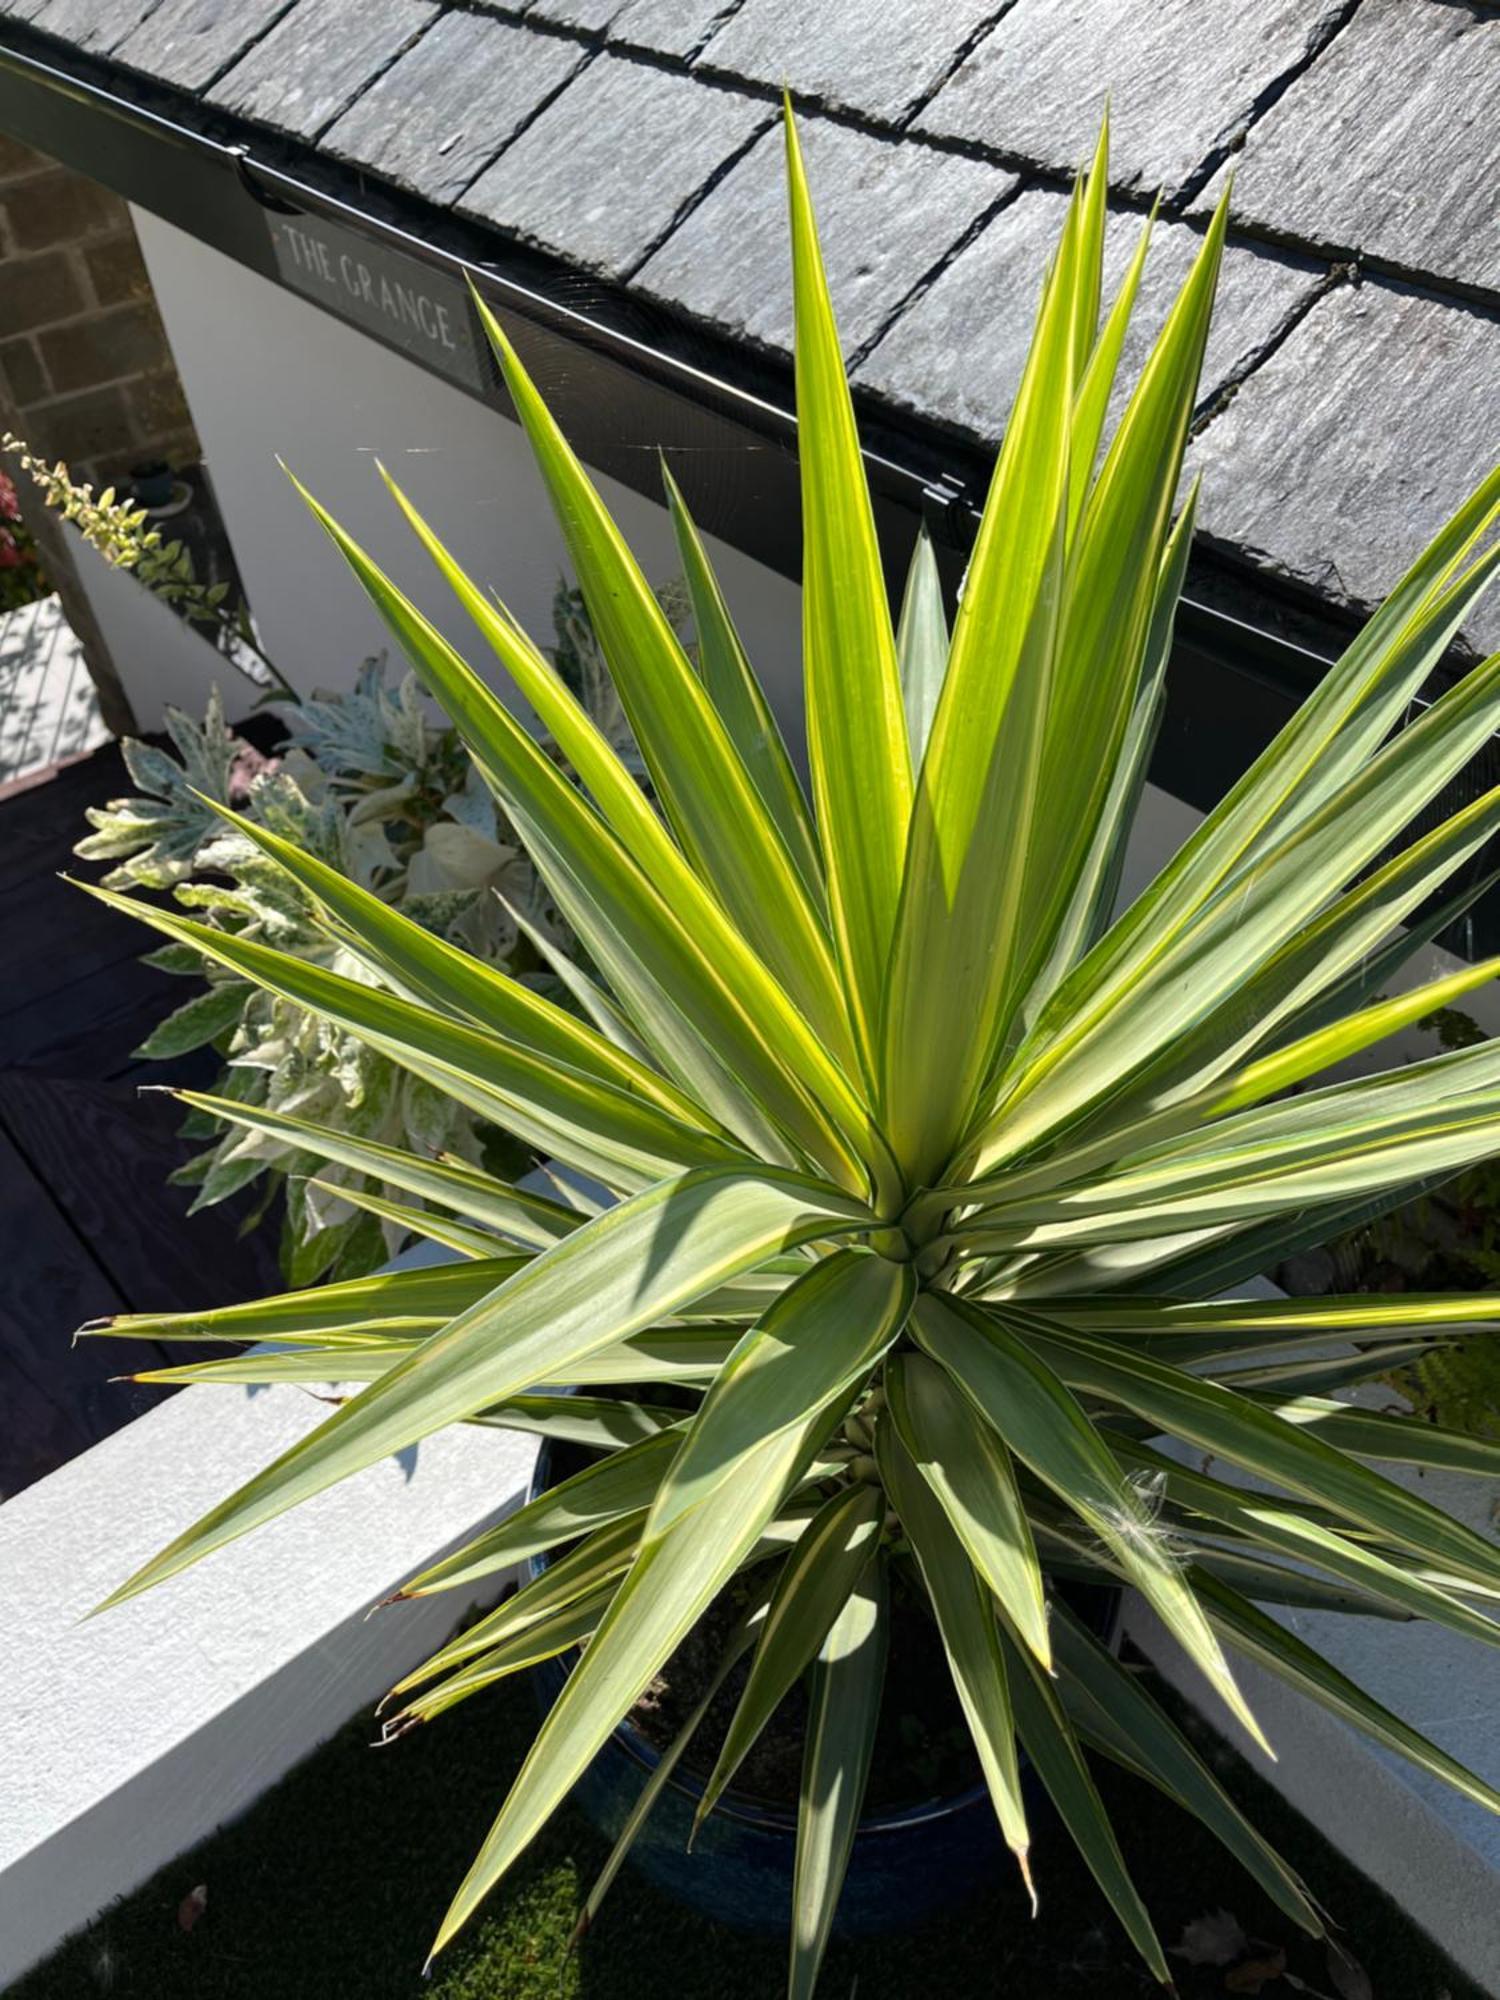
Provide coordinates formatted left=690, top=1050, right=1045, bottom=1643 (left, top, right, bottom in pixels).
left=323, top=14, right=585, bottom=208
left=638, top=117, right=1014, bottom=358
left=1190, top=280, right=1500, bottom=654
left=29, top=0, right=156, bottom=52
left=208, top=0, right=437, bottom=141
left=1212, top=0, right=1500, bottom=297
left=460, top=55, right=773, bottom=280
left=698, top=0, right=1001, bottom=125
left=16, top=0, right=1500, bottom=666
left=113, top=0, right=296, bottom=95
left=526, top=0, right=629, bottom=32
left=855, top=187, right=1325, bottom=446
left=919, top=0, right=1351, bottom=198
left=609, top=0, right=738, bottom=59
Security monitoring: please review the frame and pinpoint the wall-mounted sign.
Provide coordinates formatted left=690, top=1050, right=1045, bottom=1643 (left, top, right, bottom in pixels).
left=264, top=211, right=487, bottom=395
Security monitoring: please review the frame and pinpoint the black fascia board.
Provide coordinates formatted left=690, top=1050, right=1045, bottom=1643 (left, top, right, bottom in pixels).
left=4, top=30, right=1496, bottom=961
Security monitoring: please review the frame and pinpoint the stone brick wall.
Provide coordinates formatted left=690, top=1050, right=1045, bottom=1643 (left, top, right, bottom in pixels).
left=0, top=134, right=200, bottom=485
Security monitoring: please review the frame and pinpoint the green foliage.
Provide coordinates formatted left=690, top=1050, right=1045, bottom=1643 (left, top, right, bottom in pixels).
left=76, top=685, right=246, bottom=889
left=1422, top=1003, right=1490, bottom=1052
left=1319, top=1002, right=1500, bottom=1438
left=3, top=431, right=294, bottom=694
left=0, top=463, right=48, bottom=611
left=77, top=572, right=688, bottom=1285
left=4, top=433, right=183, bottom=575
left=1394, top=1335, right=1500, bottom=1440
left=76, top=659, right=576, bottom=1283
left=77, top=112, right=1500, bottom=1999
left=549, top=576, right=657, bottom=782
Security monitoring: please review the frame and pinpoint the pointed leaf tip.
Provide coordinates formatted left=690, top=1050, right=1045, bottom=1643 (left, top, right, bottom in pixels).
left=1016, top=1843, right=1039, bottom=1917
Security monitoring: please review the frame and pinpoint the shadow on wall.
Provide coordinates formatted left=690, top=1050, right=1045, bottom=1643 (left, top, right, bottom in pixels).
left=0, top=593, right=107, bottom=787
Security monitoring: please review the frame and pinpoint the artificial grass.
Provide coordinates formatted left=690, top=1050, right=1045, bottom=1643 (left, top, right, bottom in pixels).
left=9, top=1654, right=1481, bottom=2000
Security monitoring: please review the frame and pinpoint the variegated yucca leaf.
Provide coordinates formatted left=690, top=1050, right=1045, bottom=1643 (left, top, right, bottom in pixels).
left=82, top=108, right=1500, bottom=1997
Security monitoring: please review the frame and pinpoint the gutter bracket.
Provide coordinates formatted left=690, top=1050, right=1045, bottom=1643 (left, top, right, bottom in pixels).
left=920, top=471, right=973, bottom=551
left=230, top=145, right=301, bottom=217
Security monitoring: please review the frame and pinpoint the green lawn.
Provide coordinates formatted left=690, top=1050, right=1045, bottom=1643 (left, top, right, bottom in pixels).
left=9, top=1655, right=1479, bottom=2000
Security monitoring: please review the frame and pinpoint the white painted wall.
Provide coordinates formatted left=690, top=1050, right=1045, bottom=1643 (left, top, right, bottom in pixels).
left=129, top=207, right=804, bottom=744
left=66, top=525, right=265, bottom=729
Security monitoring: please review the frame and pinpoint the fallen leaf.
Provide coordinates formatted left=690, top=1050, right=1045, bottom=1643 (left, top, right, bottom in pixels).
left=1227, top=1949, right=1286, bottom=1994
left=177, top=1884, right=208, bottom=1933
left=1326, top=1941, right=1374, bottom=2000
left=1173, top=1910, right=1249, bottom=1967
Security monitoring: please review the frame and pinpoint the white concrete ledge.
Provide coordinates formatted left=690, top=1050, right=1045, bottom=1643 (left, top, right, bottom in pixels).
left=0, top=1372, right=538, bottom=1989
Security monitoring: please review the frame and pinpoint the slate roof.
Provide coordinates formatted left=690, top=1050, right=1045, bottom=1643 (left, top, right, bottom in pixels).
left=4, top=0, right=1498, bottom=654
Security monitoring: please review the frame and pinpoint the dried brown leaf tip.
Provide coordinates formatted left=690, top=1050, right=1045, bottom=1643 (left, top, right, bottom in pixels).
left=176, top=1883, right=208, bottom=1933
left=1171, top=1910, right=1376, bottom=1999
left=1225, top=1947, right=1286, bottom=1994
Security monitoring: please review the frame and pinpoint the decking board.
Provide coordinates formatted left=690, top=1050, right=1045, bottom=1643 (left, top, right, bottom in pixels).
left=0, top=739, right=284, bottom=1499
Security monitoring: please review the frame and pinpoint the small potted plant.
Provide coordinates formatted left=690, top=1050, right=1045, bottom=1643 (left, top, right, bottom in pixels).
left=127, top=458, right=178, bottom=513
left=80, top=115, right=1500, bottom=1997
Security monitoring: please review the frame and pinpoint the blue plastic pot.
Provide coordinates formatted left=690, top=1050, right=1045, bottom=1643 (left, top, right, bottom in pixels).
left=525, top=1438, right=1117, bottom=1937
left=530, top=1641, right=1012, bottom=1934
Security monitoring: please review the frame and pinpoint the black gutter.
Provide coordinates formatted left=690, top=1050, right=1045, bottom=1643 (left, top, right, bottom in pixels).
left=10, top=26, right=1496, bottom=963
left=0, top=36, right=941, bottom=580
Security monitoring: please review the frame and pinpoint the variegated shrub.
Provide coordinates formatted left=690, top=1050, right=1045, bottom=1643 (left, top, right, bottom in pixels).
left=81, top=115, right=1500, bottom=1997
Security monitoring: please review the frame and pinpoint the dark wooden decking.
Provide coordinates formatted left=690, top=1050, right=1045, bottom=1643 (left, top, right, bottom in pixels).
left=1, top=742, right=281, bottom=1501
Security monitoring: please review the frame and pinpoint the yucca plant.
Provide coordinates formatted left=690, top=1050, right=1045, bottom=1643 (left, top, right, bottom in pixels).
left=79, top=114, right=1500, bottom=1994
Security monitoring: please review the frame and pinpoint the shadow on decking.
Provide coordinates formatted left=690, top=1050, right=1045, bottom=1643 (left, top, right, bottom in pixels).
left=0, top=734, right=282, bottom=1502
